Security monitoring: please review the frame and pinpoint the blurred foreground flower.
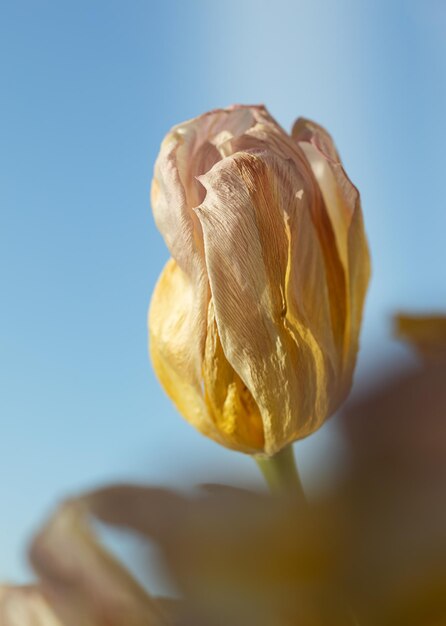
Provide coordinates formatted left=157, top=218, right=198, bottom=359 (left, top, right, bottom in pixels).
left=0, top=496, right=176, bottom=626
left=3, top=358, right=445, bottom=626
left=340, top=357, right=446, bottom=624
left=149, top=105, right=370, bottom=456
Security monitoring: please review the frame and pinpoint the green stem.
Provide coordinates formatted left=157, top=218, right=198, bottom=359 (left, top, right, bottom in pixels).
left=255, top=444, right=306, bottom=498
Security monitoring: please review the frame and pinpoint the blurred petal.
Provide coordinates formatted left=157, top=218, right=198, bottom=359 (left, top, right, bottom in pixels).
left=341, top=359, right=446, bottom=476
left=87, top=485, right=346, bottom=626
left=339, top=360, right=446, bottom=624
left=395, top=314, right=446, bottom=361
left=29, top=498, right=170, bottom=626
left=0, top=586, right=63, bottom=626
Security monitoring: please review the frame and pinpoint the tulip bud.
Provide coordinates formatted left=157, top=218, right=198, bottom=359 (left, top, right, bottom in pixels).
left=149, top=105, right=370, bottom=456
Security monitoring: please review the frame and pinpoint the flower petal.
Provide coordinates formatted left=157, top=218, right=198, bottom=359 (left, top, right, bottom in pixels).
left=395, top=314, right=446, bottom=361
left=0, top=586, right=63, bottom=626
left=149, top=258, right=225, bottom=445
left=29, top=498, right=169, bottom=626
left=342, top=359, right=446, bottom=474
left=292, top=118, right=354, bottom=266
left=151, top=106, right=272, bottom=411
left=87, top=484, right=343, bottom=626
left=203, top=299, right=265, bottom=452
left=293, top=118, right=371, bottom=391
left=195, top=151, right=337, bottom=454
left=151, top=105, right=267, bottom=275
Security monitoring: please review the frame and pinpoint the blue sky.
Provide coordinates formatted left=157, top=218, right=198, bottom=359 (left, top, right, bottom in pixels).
left=1, top=0, right=445, bottom=583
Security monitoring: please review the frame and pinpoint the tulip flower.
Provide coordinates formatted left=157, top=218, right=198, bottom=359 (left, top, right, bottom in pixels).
left=149, top=105, right=370, bottom=456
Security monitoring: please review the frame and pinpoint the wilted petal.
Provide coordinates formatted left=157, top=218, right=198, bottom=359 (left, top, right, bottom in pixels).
left=292, top=119, right=353, bottom=264
left=202, top=299, right=265, bottom=453
left=345, top=206, right=370, bottom=379
left=196, top=151, right=338, bottom=454
left=0, top=586, right=63, bottom=626
left=151, top=105, right=267, bottom=274
left=395, top=314, right=446, bottom=361
left=150, top=106, right=273, bottom=411
left=29, top=497, right=170, bottom=626
left=149, top=258, right=224, bottom=446
left=293, top=118, right=370, bottom=392
left=283, top=185, right=340, bottom=410
left=215, top=106, right=296, bottom=162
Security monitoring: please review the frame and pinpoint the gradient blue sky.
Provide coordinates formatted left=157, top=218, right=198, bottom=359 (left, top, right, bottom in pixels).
left=1, top=0, right=446, bottom=583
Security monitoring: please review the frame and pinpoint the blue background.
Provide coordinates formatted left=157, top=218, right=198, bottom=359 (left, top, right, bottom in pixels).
left=1, top=0, right=445, bottom=583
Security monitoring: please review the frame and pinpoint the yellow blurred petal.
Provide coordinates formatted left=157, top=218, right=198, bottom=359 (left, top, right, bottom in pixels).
left=343, top=359, right=446, bottom=473
left=395, top=314, right=446, bottom=361
left=340, top=360, right=446, bottom=624
left=0, top=586, right=63, bottom=626
left=29, top=498, right=168, bottom=626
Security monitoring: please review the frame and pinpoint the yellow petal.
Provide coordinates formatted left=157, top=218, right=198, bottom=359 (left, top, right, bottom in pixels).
left=149, top=258, right=225, bottom=446
left=203, top=299, right=265, bottom=453
left=150, top=258, right=265, bottom=452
